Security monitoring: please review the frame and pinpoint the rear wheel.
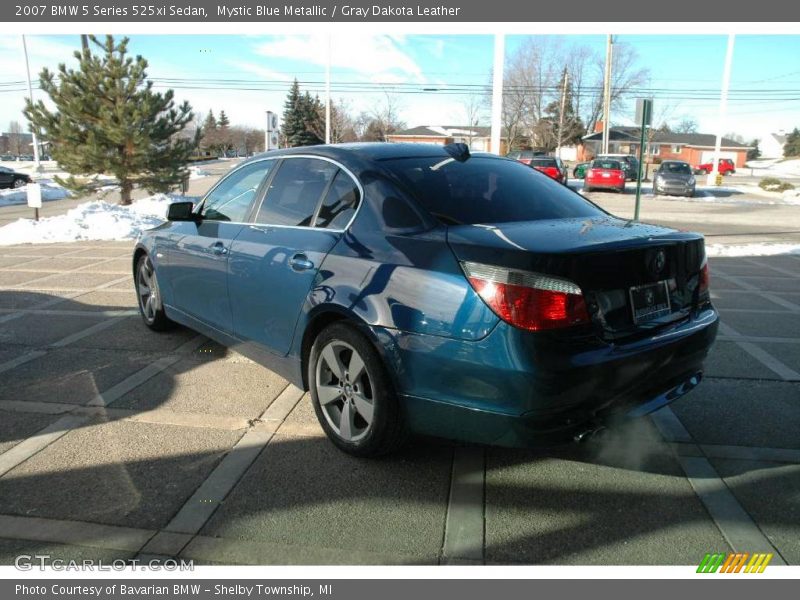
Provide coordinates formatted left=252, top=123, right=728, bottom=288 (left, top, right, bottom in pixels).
left=309, top=322, right=406, bottom=457
left=12, top=178, right=26, bottom=188
left=135, top=254, right=173, bottom=331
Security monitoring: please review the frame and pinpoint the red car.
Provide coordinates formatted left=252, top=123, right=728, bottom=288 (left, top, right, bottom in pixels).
left=505, top=149, right=546, bottom=166
left=583, top=158, right=626, bottom=193
left=530, top=157, right=568, bottom=184
left=694, top=158, right=736, bottom=175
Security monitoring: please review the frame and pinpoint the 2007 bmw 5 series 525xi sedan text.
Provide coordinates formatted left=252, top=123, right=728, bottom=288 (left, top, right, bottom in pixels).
left=132, top=143, right=718, bottom=457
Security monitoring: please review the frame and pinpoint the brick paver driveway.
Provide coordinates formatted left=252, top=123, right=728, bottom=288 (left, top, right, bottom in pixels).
left=0, top=240, right=798, bottom=565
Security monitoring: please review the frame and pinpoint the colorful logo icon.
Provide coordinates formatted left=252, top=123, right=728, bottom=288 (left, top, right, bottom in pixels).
left=697, top=552, right=773, bottom=573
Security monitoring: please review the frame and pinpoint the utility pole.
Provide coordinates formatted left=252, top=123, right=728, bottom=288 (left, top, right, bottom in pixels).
left=325, top=35, right=331, bottom=144
left=708, top=34, right=735, bottom=186
left=21, top=35, right=41, bottom=172
left=81, top=34, right=89, bottom=52
left=556, top=68, right=568, bottom=160
left=601, top=35, right=613, bottom=155
left=490, top=34, right=505, bottom=156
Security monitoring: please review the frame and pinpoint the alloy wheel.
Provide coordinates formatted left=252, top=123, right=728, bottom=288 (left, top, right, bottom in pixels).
left=137, top=256, right=159, bottom=324
left=315, top=340, right=375, bottom=442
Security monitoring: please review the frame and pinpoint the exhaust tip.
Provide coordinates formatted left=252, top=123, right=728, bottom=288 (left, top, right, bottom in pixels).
left=574, top=425, right=607, bottom=444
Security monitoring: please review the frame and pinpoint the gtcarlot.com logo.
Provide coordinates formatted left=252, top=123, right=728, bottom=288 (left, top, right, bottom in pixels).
left=697, top=552, right=773, bottom=573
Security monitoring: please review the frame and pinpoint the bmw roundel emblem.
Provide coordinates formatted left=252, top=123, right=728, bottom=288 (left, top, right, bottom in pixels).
left=651, top=249, right=666, bottom=276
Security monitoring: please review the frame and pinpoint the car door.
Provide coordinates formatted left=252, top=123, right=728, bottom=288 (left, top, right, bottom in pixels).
left=165, top=159, right=275, bottom=333
left=227, top=157, right=361, bottom=355
left=0, top=167, right=13, bottom=187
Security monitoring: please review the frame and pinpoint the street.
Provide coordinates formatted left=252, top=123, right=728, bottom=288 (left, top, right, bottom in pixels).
left=0, top=165, right=798, bottom=565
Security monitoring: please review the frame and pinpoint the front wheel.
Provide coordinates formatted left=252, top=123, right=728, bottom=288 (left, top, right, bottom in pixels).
left=135, top=254, right=173, bottom=331
left=309, top=322, right=406, bottom=457
left=12, top=178, right=26, bottom=188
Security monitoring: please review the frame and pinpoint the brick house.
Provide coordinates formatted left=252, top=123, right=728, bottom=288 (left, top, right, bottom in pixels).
left=579, top=127, right=752, bottom=167
left=386, top=125, right=509, bottom=155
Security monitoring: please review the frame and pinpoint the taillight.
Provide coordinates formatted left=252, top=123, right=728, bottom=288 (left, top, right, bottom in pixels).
left=544, top=167, right=559, bottom=178
left=699, top=259, right=710, bottom=297
left=462, top=262, right=590, bottom=331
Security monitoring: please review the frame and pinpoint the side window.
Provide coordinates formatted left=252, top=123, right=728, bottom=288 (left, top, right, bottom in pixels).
left=314, top=169, right=360, bottom=229
left=201, top=161, right=274, bottom=222
left=256, top=158, right=337, bottom=227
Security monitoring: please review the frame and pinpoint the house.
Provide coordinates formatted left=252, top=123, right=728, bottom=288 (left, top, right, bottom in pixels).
left=386, top=125, right=508, bottom=155
left=579, top=127, right=752, bottom=167
left=759, top=130, right=788, bottom=159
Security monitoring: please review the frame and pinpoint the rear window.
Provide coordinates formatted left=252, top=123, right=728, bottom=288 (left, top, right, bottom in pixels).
left=592, top=159, right=622, bottom=170
left=661, top=162, right=692, bottom=174
left=381, top=156, right=604, bottom=226
left=531, top=158, right=557, bottom=168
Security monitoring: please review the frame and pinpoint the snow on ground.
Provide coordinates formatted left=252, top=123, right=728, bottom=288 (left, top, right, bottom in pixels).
left=744, top=158, right=800, bottom=178
left=707, top=243, right=800, bottom=257
left=0, top=194, right=192, bottom=245
left=0, top=179, right=71, bottom=207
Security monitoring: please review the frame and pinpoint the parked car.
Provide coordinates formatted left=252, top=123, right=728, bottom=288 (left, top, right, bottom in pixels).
left=583, top=158, right=626, bottom=193
left=597, top=154, right=640, bottom=181
left=0, top=166, right=31, bottom=189
left=0, top=154, right=15, bottom=162
left=694, top=158, right=735, bottom=175
left=573, top=161, right=590, bottom=179
left=653, top=161, right=696, bottom=197
left=505, top=149, right=546, bottom=166
left=530, top=157, right=568, bottom=184
left=133, top=143, right=717, bottom=456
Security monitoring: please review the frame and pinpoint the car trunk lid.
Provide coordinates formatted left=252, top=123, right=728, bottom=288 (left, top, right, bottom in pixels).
left=447, top=216, right=707, bottom=341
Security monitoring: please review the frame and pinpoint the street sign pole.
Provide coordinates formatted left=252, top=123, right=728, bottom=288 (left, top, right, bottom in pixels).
left=634, top=98, right=652, bottom=221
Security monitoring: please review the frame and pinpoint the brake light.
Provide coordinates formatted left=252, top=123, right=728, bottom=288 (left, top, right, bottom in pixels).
left=699, top=259, right=710, bottom=296
left=462, top=262, right=590, bottom=331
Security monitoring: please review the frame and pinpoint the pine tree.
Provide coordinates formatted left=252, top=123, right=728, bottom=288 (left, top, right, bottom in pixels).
left=218, top=110, right=230, bottom=129
left=24, top=35, right=197, bottom=205
left=281, top=80, right=323, bottom=147
left=203, top=110, right=217, bottom=132
left=784, top=128, right=800, bottom=157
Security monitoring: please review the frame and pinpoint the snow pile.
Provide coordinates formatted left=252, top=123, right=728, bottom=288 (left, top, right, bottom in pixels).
left=0, top=194, right=189, bottom=245
left=707, top=243, right=800, bottom=257
left=0, top=179, right=71, bottom=207
left=189, top=165, right=213, bottom=179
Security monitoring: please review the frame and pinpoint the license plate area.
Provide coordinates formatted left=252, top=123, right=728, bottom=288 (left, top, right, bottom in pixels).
left=629, top=280, right=671, bottom=324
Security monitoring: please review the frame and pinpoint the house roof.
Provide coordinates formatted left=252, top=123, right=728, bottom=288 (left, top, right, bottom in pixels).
left=583, top=127, right=752, bottom=149
left=389, top=125, right=499, bottom=138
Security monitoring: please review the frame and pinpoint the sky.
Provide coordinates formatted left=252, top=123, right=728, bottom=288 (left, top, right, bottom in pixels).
left=1, top=33, right=799, bottom=141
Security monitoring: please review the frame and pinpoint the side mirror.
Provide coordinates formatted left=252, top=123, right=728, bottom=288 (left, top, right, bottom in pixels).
left=167, top=201, right=197, bottom=222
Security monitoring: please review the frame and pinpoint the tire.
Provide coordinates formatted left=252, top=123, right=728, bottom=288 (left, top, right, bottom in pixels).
left=134, top=254, right=173, bottom=331
left=309, top=322, right=406, bottom=457
left=583, top=186, right=591, bottom=193
left=12, top=178, right=26, bottom=188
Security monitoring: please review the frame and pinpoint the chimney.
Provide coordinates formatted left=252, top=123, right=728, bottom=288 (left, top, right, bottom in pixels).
left=594, top=121, right=605, bottom=134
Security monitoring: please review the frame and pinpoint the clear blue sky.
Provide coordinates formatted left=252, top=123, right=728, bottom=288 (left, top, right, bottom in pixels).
left=2, top=34, right=798, bottom=140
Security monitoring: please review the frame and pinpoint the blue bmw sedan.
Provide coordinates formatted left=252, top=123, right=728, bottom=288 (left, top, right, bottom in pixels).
left=133, top=143, right=718, bottom=456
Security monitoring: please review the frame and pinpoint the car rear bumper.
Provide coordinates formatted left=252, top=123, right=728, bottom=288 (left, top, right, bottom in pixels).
left=374, top=307, right=718, bottom=447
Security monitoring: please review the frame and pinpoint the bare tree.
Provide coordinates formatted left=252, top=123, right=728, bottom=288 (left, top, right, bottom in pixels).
left=308, top=98, right=358, bottom=144
left=569, top=41, right=650, bottom=135
left=359, top=93, right=406, bottom=142
left=674, top=118, right=699, bottom=134
left=461, top=92, right=484, bottom=149
left=7, top=121, right=25, bottom=156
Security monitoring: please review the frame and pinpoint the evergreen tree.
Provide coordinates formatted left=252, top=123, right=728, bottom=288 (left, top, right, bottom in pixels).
left=784, top=128, right=800, bottom=157
left=218, top=110, right=230, bottom=129
left=203, top=110, right=217, bottom=132
left=747, top=139, right=761, bottom=161
left=281, top=80, right=323, bottom=147
left=24, top=35, right=197, bottom=205
left=536, top=69, right=584, bottom=151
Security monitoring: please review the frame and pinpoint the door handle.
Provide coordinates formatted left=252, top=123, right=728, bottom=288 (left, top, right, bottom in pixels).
left=289, top=253, right=314, bottom=271
left=212, top=242, right=228, bottom=256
